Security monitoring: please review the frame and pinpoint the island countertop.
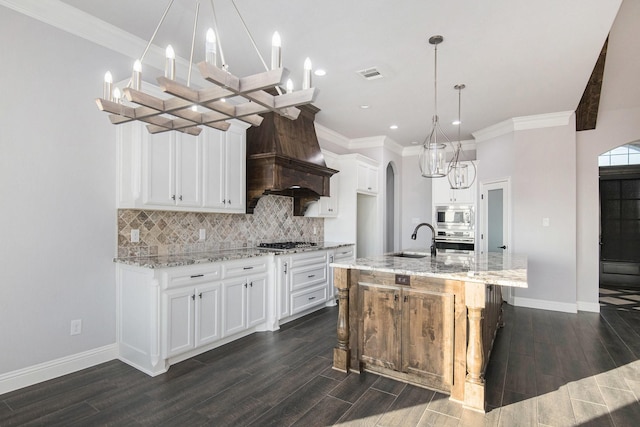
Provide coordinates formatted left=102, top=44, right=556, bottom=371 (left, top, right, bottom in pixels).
left=330, top=250, right=527, bottom=288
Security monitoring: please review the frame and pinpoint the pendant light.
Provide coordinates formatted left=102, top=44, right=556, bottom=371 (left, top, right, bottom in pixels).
left=448, top=84, right=477, bottom=189
left=419, top=35, right=451, bottom=178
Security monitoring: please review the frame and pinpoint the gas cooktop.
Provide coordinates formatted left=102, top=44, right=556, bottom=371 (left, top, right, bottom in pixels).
left=257, top=242, right=318, bottom=250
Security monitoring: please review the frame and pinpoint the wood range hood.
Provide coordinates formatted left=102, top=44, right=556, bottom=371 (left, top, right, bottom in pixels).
left=246, top=104, right=338, bottom=216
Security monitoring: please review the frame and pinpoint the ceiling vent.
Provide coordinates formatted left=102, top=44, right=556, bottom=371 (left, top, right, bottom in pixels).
left=357, top=67, right=383, bottom=80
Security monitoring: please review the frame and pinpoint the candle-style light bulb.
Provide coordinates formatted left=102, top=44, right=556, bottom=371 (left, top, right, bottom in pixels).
left=286, top=78, right=294, bottom=94
left=165, top=45, right=176, bottom=80
left=271, top=31, right=282, bottom=70
left=113, top=87, right=122, bottom=104
left=132, top=60, right=142, bottom=90
left=205, top=28, right=217, bottom=65
left=302, top=57, right=312, bottom=90
left=103, top=71, right=113, bottom=101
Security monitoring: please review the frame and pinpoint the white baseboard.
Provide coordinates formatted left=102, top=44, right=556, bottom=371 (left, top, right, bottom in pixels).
left=513, top=296, right=578, bottom=313
left=0, top=344, right=118, bottom=395
left=577, top=301, right=601, bottom=313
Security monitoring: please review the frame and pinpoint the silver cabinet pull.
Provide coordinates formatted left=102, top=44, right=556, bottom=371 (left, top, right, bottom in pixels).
left=284, top=262, right=288, bottom=274
left=308, top=296, right=316, bottom=300
left=308, top=274, right=315, bottom=278
left=179, top=195, right=183, bottom=201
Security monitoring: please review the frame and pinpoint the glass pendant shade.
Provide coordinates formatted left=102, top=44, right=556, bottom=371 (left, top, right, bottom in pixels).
left=419, top=142, right=448, bottom=177
left=447, top=83, right=476, bottom=189
left=448, top=162, right=469, bottom=188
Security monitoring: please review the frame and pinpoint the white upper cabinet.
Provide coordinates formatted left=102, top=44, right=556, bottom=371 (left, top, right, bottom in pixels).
left=144, top=130, right=202, bottom=208
left=117, top=121, right=248, bottom=213
left=202, top=125, right=246, bottom=212
left=431, top=161, right=477, bottom=205
left=356, top=161, right=379, bottom=194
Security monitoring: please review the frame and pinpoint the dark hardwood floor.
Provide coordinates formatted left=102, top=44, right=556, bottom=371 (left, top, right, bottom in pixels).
left=1, top=296, right=640, bottom=426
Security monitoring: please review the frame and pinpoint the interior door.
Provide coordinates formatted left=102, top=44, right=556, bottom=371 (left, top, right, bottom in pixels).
left=480, top=180, right=510, bottom=254
left=480, top=179, right=511, bottom=300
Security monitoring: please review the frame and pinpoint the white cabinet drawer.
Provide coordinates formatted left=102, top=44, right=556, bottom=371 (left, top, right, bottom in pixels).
left=291, top=286, right=327, bottom=315
left=291, top=265, right=327, bottom=292
left=223, top=257, right=268, bottom=278
left=165, top=265, right=222, bottom=289
left=333, top=247, right=355, bottom=261
left=289, top=251, right=327, bottom=268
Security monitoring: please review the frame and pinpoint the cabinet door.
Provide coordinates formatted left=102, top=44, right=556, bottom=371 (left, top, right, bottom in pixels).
left=195, top=283, right=221, bottom=347
left=222, top=278, right=247, bottom=336
left=432, top=175, right=453, bottom=205
left=401, top=288, right=454, bottom=390
left=356, top=163, right=370, bottom=192
left=164, top=287, right=195, bottom=358
left=247, top=275, right=267, bottom=327
left=202, top=129, right=226, bottom=209
left=224, top=128, right=246, bottom=212
left=144, top=131, right=175, bottom=206
left=175, top=133, right=202, bottom=207
left=358, top=284, right=401, bottom=370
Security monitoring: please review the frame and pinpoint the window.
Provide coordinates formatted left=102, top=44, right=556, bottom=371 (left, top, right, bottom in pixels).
left=599, top=143, right=640, bottom=167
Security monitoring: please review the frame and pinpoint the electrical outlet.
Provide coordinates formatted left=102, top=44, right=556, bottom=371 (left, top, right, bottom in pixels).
left=313, top=226, right=317, bottom=235
left=199, top=229, right=206, bottom=241
left=70, top=319, right=82, bottom=336
left=542, top=217, right=550, bottom=227
left=131, top=229, right=140, bottom=243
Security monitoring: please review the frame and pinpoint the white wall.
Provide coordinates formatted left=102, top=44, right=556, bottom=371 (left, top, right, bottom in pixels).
left=477, top=115, right=578, bottom=311
left=0, top=8, right=122, bottom=376
left=576, top=107, right=640, bottom=309
left=400, top=153, right=433, bottom=251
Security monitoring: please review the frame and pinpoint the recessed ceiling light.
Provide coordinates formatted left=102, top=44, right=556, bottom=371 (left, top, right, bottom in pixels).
left=452, top=120, right=461, bottom=125
left=314, top=69, right=326, bottom=77
left=389, top=125, right=398, bottom=130
left=360, top=104, right=370, bottom=109
left=411, top=141, right=419, bottom=145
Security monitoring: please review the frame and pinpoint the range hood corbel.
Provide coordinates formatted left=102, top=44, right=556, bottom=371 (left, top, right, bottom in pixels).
left=246, top=104, right=338, bottom=216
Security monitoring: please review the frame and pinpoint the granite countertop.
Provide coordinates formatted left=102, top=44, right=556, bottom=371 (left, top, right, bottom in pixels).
left=330, top=250, right=528, bottom=288
left=114, top=242, right=354, bottom=269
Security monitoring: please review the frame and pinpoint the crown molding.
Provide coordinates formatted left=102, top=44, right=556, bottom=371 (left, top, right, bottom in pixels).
left=348, top=135, right=405, bottom=156
left=0, top=0, right=145, bottom=57
left=0, top=0, right=207, bottom=86
left=315, top=123, right=350, bottom=148
left=473, top=111, right=574, bottom=142
left=401, top=139, right=476, bottom=157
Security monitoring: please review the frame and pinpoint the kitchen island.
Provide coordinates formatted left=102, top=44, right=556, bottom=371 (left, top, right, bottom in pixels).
left=330, top=251, right=527, bottom=412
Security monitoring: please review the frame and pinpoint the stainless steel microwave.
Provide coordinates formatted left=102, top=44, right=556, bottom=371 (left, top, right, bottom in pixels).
left=435, top=206, right=474, bottom=229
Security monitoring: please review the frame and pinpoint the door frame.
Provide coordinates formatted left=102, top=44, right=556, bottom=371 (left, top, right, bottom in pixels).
left=479, top=177, right=513, bottom=303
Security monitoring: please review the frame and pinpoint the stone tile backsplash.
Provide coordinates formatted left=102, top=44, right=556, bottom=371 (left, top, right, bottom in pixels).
left=117, top=195, right=324, bottom=257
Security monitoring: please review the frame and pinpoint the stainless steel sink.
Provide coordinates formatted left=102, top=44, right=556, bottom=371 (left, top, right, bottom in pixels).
left=393, top=252, right=428, bottom=259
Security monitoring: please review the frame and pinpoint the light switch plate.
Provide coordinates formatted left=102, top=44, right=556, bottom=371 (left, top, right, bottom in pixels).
left=199, top=229, right=206, bottom=241
left=131, top=229, right=140, bottom=243
left=542, top=217, right=550, bottom=227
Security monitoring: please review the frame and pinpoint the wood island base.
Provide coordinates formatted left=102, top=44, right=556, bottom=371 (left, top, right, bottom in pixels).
left=331, top=267, right=504, bottom=413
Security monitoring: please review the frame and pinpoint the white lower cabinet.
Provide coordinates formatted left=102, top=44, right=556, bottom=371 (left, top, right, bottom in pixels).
left=117, top=255, right=271, bottom=377
left=163, top=282, right=221, bottom=359
left=222, top=274, right=267, bottom=337
left=277, top=250, right=333, bottom=323
left=117, top=248, right=351, bottom=376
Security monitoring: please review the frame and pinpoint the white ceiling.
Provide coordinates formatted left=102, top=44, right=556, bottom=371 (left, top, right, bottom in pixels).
left=26, top=0, right=629, bottom=145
